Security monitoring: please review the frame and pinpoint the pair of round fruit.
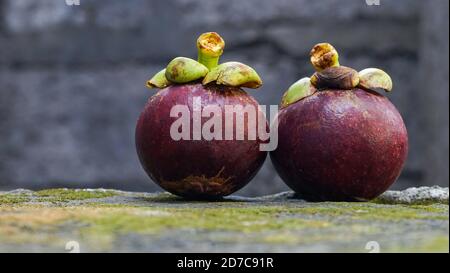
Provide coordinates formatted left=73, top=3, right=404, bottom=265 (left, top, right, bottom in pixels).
left=135, top=32, right=408, bottom=201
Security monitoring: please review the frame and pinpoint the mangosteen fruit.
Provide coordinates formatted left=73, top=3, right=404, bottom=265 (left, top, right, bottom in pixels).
left=136, top=32, right=267, bottom=199
left=270, top=43, right=408, bottom=201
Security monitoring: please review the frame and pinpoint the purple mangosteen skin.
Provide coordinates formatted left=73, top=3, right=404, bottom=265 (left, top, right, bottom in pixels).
left=136, top=83, right=267, bottom=199
left=270, top=88, right=408, bottom=201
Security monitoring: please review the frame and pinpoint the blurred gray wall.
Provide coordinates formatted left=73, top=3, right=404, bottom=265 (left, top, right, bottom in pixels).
left=0, top=0, right=448, bottom=195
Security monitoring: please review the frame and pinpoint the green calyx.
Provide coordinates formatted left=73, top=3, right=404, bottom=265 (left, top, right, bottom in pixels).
left=145, top=32, right=262, bottom=90
left=280, top=42, right=395, bottom=108
left=203, top=62, right=262, bottom=89
left=358, top=68, right=393, bottom=92
left=165, top=57, right=209, bottom=83
left=280, top=77, right=316, bottom=108
left=146, top=69, right=172, bottom=88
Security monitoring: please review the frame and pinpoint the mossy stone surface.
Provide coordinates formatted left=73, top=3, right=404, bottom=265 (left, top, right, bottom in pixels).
left=0, top=187, right=448, bottom=253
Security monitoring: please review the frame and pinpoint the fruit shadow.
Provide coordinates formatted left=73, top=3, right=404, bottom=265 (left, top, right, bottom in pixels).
left=134, top=193, right=248, bottom=205
left=134, top=191, right=310, bottom=205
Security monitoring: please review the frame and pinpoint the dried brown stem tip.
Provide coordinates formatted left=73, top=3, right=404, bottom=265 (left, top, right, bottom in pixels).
left=310, top=43, right=340, bottom=72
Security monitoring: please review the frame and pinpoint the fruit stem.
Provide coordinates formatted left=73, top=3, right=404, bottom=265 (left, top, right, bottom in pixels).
left=197, top=32, right=225, bottom=70
left=310, top=43, right=340, bottom=72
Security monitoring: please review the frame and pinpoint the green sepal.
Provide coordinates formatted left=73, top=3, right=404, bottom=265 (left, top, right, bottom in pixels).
left=358, top=68, right=393, bottom=92
left=280, top=77, right=317, bottom=108
left=146, top=69, right=172, bottom=89
left=165, top=57, right=209, bottom=84
left=202, top=62, right=262, bottom=88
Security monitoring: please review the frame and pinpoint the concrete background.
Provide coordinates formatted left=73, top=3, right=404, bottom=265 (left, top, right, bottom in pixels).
left=0, top=0, right=448, bottom=195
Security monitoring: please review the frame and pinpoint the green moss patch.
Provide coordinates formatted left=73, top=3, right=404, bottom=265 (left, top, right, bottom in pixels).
left=0, top=189, right=448, bottom=252
left=35, top=189, right=117, bottom=203
left=0, top=194, right=30, bottom=205
left=286, top=203, right=448, bottom=221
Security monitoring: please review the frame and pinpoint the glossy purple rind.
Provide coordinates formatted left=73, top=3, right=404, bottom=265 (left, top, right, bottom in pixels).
left=270, top=89, right=408, bottom=201
left=136, top=83, right=267, bottom=199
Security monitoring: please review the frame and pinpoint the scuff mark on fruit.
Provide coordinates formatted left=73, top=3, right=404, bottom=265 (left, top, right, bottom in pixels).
left=159, top=167, right=236, bottom=199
